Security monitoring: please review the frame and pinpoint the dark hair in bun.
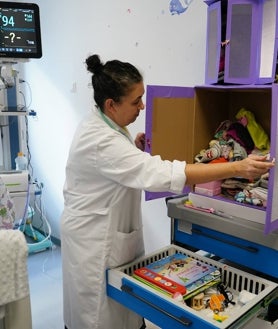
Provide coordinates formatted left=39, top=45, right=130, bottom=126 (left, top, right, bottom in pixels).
left=85, top=54, right=143, bottom=111
left=86, top=54, right=103, bottom=75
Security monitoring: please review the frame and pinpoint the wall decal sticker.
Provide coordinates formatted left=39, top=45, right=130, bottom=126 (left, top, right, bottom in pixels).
left=169, top=0, right=194, bottom=15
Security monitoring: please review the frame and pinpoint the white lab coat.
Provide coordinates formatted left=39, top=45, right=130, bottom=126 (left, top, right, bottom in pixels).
left=60, top=107, right=186, bottom=329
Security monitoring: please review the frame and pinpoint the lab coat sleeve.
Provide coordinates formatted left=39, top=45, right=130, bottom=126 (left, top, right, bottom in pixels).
left=96, top=133, right=186, bottom=194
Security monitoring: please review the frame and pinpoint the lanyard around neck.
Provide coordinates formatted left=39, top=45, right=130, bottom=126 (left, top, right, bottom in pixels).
left=98, top=107, right=134, bottom=144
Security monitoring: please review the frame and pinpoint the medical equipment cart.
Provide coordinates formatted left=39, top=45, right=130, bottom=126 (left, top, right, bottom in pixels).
left=107, top=195, right=278, bottom=329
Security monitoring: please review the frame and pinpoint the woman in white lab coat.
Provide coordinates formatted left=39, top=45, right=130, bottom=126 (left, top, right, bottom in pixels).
left=60, top=54, right=274, bottom=329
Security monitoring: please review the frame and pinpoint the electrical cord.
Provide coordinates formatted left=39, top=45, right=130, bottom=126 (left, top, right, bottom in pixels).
left=217, top=282, right=235, bottom=306
left=18, top=77, right=35, bottom=176
left=17, top=181, right=52, bottom=249
left=19, top=78, right=33, bottom=109
left=6, top=75, right=48, bottom=248
left=30, top=198, right=52, bottom=246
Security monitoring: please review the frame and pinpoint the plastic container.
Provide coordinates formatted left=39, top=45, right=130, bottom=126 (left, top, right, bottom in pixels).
left=194, top=180, right=223, bottom=196
left=15, top=152, right=28, bottom=170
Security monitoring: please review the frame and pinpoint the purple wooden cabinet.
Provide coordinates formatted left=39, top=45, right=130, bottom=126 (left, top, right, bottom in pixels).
left=204, top=0, right=278, bottom=85
left=145, top=83, right=278, bottom=234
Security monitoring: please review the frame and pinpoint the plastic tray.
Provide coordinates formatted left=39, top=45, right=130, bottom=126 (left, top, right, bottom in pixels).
left=107, top=244, right=278, bottom=329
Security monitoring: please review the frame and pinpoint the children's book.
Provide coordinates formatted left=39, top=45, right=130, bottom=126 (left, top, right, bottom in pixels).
left=133, top=253, right=221, bottom=299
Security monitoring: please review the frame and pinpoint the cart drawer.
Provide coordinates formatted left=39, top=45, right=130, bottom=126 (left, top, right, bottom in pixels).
left=107, top=245, right=278, bottom=329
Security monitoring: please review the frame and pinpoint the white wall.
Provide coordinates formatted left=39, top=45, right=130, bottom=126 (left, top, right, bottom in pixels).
left=14, top=0, right=207, bottom=253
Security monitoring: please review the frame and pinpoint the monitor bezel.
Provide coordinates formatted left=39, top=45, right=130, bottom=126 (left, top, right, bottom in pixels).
left=0, top=1, right=42, bottom=59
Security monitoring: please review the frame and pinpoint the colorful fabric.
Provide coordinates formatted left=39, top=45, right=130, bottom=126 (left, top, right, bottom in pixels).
left=236, top=108, right=270, bottom=150
left=0, top=177, right=16, bottom=230
left=225, top=122, right=254, bottom=154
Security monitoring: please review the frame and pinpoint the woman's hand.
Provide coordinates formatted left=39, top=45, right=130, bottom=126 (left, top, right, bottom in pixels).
left=235, top=154, right=275, bottom=181
left=135, top=132, right=145, bottom=151
left=185, top=154, right=275, bottom=185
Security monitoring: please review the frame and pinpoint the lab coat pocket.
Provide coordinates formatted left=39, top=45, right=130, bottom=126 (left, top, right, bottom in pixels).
left=108, top=228, right=144, bottom=268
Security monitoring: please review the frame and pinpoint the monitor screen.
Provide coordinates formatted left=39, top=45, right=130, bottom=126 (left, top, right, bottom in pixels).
left=0, top=2, right=42, bottom=59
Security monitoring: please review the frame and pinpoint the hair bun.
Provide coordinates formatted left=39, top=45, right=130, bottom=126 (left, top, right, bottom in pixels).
left=86, top=54, right=103, bottom=74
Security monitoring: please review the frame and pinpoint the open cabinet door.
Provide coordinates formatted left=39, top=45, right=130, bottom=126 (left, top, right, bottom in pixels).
left=265, top=83, right=278, bottom=234
left=224, top=0, right=258, bottom=84
left=256, top=0, right=278, bottom=84
left=144, top=85, right=195, bottom=201
left=204, top=0, right=222, bottom=84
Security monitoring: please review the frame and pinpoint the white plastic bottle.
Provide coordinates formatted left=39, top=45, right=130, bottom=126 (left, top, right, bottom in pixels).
left=15, top=152, right=28, bottom=170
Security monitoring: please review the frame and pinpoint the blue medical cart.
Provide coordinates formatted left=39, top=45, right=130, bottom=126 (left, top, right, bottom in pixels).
left=107, top=195, right=278, bottom=329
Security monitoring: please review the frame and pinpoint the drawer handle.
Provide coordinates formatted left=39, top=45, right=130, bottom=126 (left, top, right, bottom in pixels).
left=121, top=284, right=192, bottom=326
left=191, top=228, right=259, bottom=253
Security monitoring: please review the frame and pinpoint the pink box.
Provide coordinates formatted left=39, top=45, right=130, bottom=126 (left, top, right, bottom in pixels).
left=194, top=180, right=222, bottom=196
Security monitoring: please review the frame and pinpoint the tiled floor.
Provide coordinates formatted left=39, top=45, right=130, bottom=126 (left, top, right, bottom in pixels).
left=27, top=245, right=160, bottom=329
left=27, top=245, right=64, bottom=329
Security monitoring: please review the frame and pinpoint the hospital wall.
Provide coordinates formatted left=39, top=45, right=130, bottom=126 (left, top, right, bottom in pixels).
left=16, top=0, right=207, bottom=253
